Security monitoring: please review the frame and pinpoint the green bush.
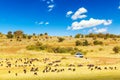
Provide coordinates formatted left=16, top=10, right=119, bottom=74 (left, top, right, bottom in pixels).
left=113, top=46, right=120, bottom=53
left=35, top=42, right=43, bottom=46
left=26, top=42, right=81, bottom=54
left=75, top=40, right=82, bottom=46
left=99, top=48, right=103, bottom=51
left=83, top=40, right=89, bottom=46
left=58, top=37, right=65, bottom=42
left=26, top=45, right=37, bottom=50
left=52, top=47, right=73, bottom=53
left=93, top=40, right=103, bottom=45
left=75, top=34, right=81, bottom=38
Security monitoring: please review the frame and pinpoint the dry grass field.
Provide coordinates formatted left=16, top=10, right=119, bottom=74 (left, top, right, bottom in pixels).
left=0, top=38, right=120, bottom=80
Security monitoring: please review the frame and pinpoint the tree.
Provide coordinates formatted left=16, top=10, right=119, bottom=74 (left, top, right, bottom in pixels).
left=0, top=32, right=2, bottom=37
left=7, top=31, right=13, bottom=39
left=75, top=34, right=81, bottom=38
left=40, top=34, right=43, bottom=36
left=93, top=40, right=103, bottom=45
left=44, top=33, right=48, bottom=35
left=58, top=37, right=65, bottom=42
left=113, top=46, right=120, bottom=53
left=28, top=35, right=32, bottom=39
left=23, top=34, right=28, bottom=39
left=33, top=33, right=36, bottom=36
left=83, top=40, right=89, bottom=46
left=75, top=40, right=82, bottom=46
left=14, top=30, right=23, bottom=41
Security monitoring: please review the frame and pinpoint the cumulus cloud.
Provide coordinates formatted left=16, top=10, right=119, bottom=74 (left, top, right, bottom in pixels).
left=71, top=7, right=87, bottom=20
left=48, top=4, right=54, bottom=11
left=68, top=18, right=112, bottom=30
left=89, top=27, right=107, bottom=33
left=66, top=11, right=73, bottom=17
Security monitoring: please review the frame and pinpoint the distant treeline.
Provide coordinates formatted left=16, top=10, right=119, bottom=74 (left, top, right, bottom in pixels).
left=75, top=33, right=120, bottom=39
left=0, top=30, right=120, bottom=39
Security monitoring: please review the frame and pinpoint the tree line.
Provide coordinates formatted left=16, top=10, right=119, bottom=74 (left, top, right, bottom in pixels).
left=0, top=30, right=120, bottom=40
left=75, top=33, right=120, bottom=39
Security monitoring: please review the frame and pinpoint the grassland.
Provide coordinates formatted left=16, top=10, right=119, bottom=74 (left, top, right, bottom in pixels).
left=0, top=37, right=120, bottom=80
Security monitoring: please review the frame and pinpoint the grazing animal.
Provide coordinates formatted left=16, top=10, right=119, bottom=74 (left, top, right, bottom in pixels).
left=54, top=64, right=59, bottom=67
left=34, top=72, right=37, bottom=75
left=69, top=64, right=75, bottom=67
left=91, top=68, right=93, bottom=71
left=114, top=67, right=117, bottom=70
left=104, top=67, right=107, bottom=70
left=23, top=69, right=27, bottom=74
left=77, top=64, right=83, bottom=67
left=68, top=68, right=72, bottom=70
left=8, top=71, right=11, bottom=73
left=73, top=68, right=76, bottom=71
left=15, top=73, right=18, bottom=76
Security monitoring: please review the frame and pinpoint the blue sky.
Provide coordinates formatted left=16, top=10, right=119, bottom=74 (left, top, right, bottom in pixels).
left=0, top=0, right=120, bottom=36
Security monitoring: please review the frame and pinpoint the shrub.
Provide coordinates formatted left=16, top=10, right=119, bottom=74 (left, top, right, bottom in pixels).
left=35, top=42, right=43, bottom=46
left=82, top=51, right=87, bottom=55
left=83, top=40, right=89, bottom=46
left=70, top=51, right=76, bottom=55
left=61, top=57, right=67, bottom=60
left=90, top=50, right=94, bottom=52
left=75, top=40, right=82, bottom=46
left=93, top=40, right=103, bottom=45
left=26, top=45, right=36, bottom=50
left=58, top=37, right=65, bottom=42
left=99, top=48, right=103, bottom=51
left=75, top=34, right=81, bottom=38
left=74, top=47, right=79, bottom=51
left=113, top=46, right=120, bottom=53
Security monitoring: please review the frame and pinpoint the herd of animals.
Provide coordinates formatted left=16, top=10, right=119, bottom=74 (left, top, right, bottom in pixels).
left=0, top=57, right=118, bottom=76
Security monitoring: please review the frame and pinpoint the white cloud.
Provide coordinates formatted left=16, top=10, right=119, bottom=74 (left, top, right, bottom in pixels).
left=42, top=0, right=55, bottom=12
left=45, top=22, right=49, bottom=25
left=39, top=21, right=44, bottom=25
left=66, top=11, right=73, bottom=17
left=51, top=0, right=54, bottom=2
left=89, top=27, right=107, bottom=33
left=95, top=28, right=107, bottom=33
left=48, top=4, right=54, bottom=8
left=36, top=21, right=49, bottom=25
left=47, top=1, right=50, bottom=4
left=67, top=26, right=71, bottom=30
left=118, top=6, right=120, bottom=9
left=48, top=4, right=54, bottom=11
left=68, top=18, right=112, bottom=30
left=71, top=7, right=87, bottom=20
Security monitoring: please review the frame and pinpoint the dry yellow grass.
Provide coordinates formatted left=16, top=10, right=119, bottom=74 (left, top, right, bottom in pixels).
left=0, top=38, right=120, bottom=80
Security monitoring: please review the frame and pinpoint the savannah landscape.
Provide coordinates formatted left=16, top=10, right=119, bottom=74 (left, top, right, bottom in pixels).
left=0, top=0, right=120, bottom=80
left=0, top=32, right=120, bottom=80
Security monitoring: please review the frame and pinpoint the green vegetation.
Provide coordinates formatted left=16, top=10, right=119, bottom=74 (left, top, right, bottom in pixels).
left=75, top=40, right=82, bottom=46
left=75, top=40, right=89, bottom=46
left=83, top=40, right=89, bottom=46
left=113, top=46, right=120, bottom=53
left=26, top=42, right=81, bottom=54
left=93, top=40, right=103, bottom=45
left=7, top=31, right=13, bottom=39
left=58, top=37, right=65, bottom=42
